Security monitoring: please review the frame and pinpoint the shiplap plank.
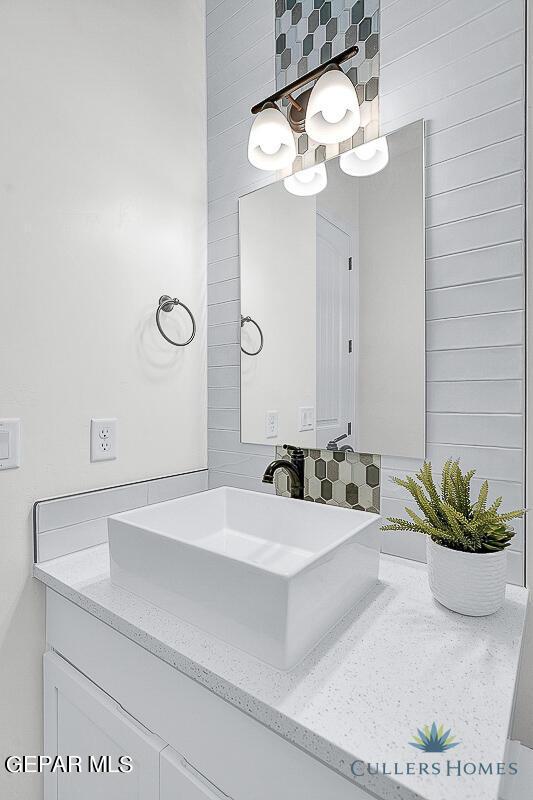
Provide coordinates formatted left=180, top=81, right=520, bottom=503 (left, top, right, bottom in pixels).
left=207, top=323, right=240, bottom=346
left=208, top=387, right=240, bottom=409
left=208, top=213, right=238, bottom=243
left=426, top=206, right=523, bottom=259
left=208, top=257, right=240, bottom=285
left=208, top=428, right=272, bottom=456
left=208, top=344, right=240, bottom=367
left=427, top=346, right=524, bottom=381
left=208, top=237, right=239, bottom=265
left=209, top=34, right=273, bottom=96
left=427, top=310, right=523, bottom=351
left=208, top=278, right=240, bottom=305
left=208, top=408, right=240, bottom=431
left=427, top=380, right=523, bottom=414
left=426, top=137, right=524, bottom=197
left=427, top=412, right=523, bottom=449
left=426, top=101, right=524, bottom=165
left=426, top=172, right=523, bottom=228
left=208, top=300, right=240, bottom=326
left=426, top=276, right=523, bottom=320
left=208, top=469, right=274, bottom=493
left=426, top=242, right=523, bottom=289
left=208, top=365, right=240, bottom=388
left=208, top=59, right=273, bottom=118
left=207, top=1, right=270, bottom=56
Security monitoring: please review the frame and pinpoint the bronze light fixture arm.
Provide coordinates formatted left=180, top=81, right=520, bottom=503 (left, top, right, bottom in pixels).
left=250, top=45, right=359, bottom=115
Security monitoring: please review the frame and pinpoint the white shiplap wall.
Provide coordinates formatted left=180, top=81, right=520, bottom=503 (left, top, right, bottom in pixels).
left=206, top=0, right=526, bottom=584
left=379, top=0, right=526, bottom=585
left=207, top=0, right=277, bottom=493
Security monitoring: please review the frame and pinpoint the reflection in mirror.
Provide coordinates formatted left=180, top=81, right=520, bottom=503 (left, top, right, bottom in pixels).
left=239, top=120, right=425, bottom=460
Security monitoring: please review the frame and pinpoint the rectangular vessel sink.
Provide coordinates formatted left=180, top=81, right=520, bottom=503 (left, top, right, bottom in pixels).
left=108, top=487, right=381, bottom=670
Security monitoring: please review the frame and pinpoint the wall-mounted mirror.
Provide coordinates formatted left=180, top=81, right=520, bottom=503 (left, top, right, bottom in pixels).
left=239, top=120, right=425, bottom=459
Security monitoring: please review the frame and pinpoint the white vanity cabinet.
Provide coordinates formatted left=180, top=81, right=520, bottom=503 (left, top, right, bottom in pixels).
left=44, top=589, right=374, bottom=800
left=43, top=652, right=165, bottom=799
left=44, top=652, right=231, bottom=800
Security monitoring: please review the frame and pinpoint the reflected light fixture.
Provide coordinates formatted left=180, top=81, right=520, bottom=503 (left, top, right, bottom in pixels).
left=247, top=102, right=296, bottom=171
left=283, top=163, right=327, bottom=196
left=339, top=136, right=389, bottom=177
left=248, top=46, right=361, bottom=169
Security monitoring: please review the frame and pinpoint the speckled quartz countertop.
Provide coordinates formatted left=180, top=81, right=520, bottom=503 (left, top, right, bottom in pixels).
left=35, top=546, right=527, bottom=800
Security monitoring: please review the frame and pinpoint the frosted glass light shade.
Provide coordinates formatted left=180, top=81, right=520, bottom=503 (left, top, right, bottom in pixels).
left=247, top=106, right=296, bottom=170
left=305, top=68, right=361, bottom=145
left=339, top=136, right=389, bottom=176
left=283, top=163, right=327, bottom=196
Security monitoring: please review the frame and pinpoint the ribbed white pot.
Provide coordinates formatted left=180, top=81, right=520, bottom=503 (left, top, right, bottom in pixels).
left=426, top=538, right=507, bottom=616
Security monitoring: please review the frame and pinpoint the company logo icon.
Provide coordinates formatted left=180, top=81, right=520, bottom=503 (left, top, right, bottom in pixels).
left=409, top=723, right=460, bottom=753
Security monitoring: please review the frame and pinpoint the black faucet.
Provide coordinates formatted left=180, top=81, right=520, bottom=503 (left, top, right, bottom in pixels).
left=262, top=445, right=305, bottom=500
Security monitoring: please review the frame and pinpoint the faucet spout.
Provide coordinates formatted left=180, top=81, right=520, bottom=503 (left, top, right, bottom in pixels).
left=262, top=446, right=305, bottom=500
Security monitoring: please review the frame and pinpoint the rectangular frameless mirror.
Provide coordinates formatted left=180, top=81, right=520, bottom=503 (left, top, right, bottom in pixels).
left=239, top=120, right=425, bottom=459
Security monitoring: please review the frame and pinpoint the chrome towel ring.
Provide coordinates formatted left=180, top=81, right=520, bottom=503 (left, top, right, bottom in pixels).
left=156, top=295, right=196, bottom=347
left=241, top=314, right=264, bottom=356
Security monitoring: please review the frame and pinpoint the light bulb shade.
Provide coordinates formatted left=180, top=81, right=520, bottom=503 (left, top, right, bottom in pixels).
left=247, top=105, right=296, bottom=170
left=283, top=163, right=327, bottom=196
left=339, top=136, right=389, bottom=176
left=305, top=69, right=361, bottom=145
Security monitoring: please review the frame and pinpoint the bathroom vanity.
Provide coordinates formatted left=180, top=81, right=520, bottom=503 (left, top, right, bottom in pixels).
left=34, top=486, right=527, bottom=800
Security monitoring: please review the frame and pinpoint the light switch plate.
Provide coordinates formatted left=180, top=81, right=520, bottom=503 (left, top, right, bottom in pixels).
left=0, top=419, right=20, bottom=470
left=298, top=407, right=315, bottom=432
left=91, top=418, right=117, bottom=462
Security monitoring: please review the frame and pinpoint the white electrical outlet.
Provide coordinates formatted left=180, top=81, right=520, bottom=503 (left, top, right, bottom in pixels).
left=91, top=418, right=117, bottom=462
left=265, top=410, right=279, bottom=439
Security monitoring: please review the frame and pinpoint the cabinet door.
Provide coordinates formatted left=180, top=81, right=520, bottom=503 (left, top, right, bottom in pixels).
left=160, top=747, right=230, bottom=800
left=44, top=651, right=165, bottom=800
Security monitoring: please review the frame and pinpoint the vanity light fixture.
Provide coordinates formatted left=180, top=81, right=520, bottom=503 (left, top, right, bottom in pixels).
left=339, top=136, right=389, bottom=177
left=247, top=103, right=297, bottom=171
left=248, top=46, right=360, bottom=169
left=283, top=163, right=327, bottom=196
left=305, top=66, right=361, bottom=145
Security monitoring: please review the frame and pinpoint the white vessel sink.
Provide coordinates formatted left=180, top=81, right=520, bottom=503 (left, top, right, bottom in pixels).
left=108, top=487, right=381, bottom=669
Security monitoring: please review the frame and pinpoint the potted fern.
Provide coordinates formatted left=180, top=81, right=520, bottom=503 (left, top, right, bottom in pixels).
left=382, top=460, right=524, bottom=616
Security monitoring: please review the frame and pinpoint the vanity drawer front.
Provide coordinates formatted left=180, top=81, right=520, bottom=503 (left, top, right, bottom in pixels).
left=46, top=590, right=371, bottom=800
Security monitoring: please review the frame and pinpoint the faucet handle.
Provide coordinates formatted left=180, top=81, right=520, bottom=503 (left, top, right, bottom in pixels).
left=326, top=433, right=347, bottom=450
left=283, top=444, right=305, bottom=455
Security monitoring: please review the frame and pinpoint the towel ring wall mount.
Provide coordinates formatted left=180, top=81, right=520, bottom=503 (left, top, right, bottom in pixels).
left=241, top=314, right=264, bottom=356
left=156, top=295, right=196, bottom=347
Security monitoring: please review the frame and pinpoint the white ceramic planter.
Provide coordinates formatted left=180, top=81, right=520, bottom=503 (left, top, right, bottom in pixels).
left=426, top=538, right=507, bottom=616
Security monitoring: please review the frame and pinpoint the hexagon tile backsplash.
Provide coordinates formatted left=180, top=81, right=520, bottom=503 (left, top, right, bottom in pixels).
left=275, top=446, right=380, bottom=512
left=275, top=0, right=380, bottom=171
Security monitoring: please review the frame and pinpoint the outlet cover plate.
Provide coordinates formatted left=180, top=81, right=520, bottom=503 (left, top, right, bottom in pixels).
left=91, top=418, right=117, bottom=462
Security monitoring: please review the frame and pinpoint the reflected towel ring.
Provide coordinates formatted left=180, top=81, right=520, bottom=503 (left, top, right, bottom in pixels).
left=241, top=314, right=264, bottom=356
left=156, top=295, right=196, bottom=347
